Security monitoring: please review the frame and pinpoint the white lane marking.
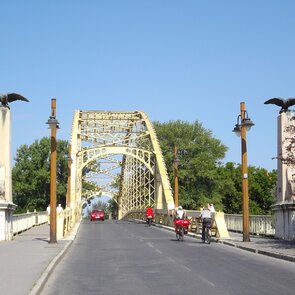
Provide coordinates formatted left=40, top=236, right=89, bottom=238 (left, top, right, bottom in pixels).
left=167, top=256, right=192, bottom=272
left=146, top=242, right=163, bottom=254
left=198, top=275, right=215, bottom=287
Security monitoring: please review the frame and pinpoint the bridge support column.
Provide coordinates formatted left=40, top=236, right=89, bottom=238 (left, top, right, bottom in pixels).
left=0, top=107, right=16, bottom=241
left=273, top=112, right=295, bottom=240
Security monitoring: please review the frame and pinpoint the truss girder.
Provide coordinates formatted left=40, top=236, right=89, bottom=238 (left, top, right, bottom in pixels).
left=69, top=110, right=174, bottom=220
left=78, top=146, right=154, bottom=173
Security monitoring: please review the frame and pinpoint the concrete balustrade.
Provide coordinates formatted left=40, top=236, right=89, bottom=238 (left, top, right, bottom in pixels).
left=224, top=214, right=275, bottom=236
left=12, top=211, right=48, bottom=235
left=11, top=208, right=76, bottom=239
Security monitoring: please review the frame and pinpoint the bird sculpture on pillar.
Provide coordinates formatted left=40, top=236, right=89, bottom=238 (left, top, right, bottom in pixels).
left=264, top=98, right=295, bottom=114
left=0, top=93, right=29, bottom=108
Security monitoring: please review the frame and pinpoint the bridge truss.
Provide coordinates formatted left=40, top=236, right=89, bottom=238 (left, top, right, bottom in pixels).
left=69, top=110, right=174, bottom=219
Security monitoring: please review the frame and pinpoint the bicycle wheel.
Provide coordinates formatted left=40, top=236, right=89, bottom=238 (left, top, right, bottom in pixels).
left=176, top=232, right=180, bottom=241
left=205, top=228, right=211, bottom=244
left=180, top=228, right=184, bottom=242
left=148, top=218, right=152, bottom=226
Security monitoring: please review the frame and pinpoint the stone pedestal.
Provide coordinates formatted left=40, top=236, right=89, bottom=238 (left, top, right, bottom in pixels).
left=273, top=202, right=295, bottom=240
left=0, top=107, right=17, bottom=240
left=274, top=111, right=295, bottom=240
left=0, top=201, right=16, bottom=241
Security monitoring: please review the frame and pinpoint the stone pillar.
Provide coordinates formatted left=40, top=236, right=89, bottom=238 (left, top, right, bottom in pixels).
left=273, top=111, right=295, bottom=240
left=0, top=107, right=17, bottom=241
left=0, top=107, right=12, bottom=202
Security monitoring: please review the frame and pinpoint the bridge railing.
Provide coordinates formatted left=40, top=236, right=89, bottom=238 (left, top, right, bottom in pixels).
left=12, top=211, right=48, bottom=235
left=224, top=214, right=275, bottom=236
left=124, top=209, right=275, bottom=237
left=12, top=208, right=77, bottom=239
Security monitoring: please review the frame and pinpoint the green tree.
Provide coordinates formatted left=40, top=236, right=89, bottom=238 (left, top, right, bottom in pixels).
left=154, top=120, right=277, bottom=214
left=12, top=137, right=69, bottom=213
left=108, top=197, right=119, bottom=219
left=248, top=166, right=276, bottom=214
left=217, top=163, right=276, bottom=214
left=153, top=120, right=227, bottom=210
left=215, top=162, right=241, bottom=213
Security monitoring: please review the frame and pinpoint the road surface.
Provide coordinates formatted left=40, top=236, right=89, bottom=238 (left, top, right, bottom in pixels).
left=42, top=220, right=295, bottom=295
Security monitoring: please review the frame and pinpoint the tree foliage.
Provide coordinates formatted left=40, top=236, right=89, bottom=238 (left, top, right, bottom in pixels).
left=154, top=120, right=227, bottom=210
left=154, top=120, right=277, bottom=214
left=12, top=137, right=68, bottom=213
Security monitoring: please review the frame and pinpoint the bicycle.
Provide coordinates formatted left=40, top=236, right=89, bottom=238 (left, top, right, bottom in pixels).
left=203, top=222, right=212, bottom=244
left=146, top=216, right=153, bottom=227
left=175, top=225, right=184, bottom=241
left=204, top=225, right=211, bottom=244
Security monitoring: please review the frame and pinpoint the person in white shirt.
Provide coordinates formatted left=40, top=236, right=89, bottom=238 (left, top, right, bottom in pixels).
left=175, top=206, right=185, bottom=220
left=199, top=204, right=212, bottom=242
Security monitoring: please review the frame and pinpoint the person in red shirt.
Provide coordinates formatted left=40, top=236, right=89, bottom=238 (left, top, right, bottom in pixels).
left=146, top=207, right=154, bottom=226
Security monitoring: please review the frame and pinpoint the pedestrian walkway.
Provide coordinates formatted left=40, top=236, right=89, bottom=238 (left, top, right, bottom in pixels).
left=0, top=222, right=80, bottom=295
left=1, top=220, right=294, bottom=295
left=153, top=222, right=295, bottom=263
left=219, top=231, right=295, bottom=263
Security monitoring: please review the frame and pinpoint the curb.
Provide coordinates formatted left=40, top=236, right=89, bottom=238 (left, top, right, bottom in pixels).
left=218, top=239, right=295, bottom=263
left=29, top=240, right=73, bottom=295
left=29, top=221, right=82, bottom=295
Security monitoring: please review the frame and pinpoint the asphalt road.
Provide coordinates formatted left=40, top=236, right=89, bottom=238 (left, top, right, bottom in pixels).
left=42, top=220, right=295, bottom=295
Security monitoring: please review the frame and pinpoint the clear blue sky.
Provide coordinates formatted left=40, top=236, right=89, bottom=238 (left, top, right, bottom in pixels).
left=1, top=0, right=295, bottom=171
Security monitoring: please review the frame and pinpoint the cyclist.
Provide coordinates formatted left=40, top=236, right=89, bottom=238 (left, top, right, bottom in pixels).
left=173, top=206, right=185, bottom=239
left=199, top=204, right=212, bottom=242
left=145, top=207, right=154, bottom=225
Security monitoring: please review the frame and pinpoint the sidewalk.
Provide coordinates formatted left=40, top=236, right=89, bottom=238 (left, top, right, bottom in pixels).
left=154, top=222, right=295, bottom=263
left=0, top=222, right=80, bottom=295
left=1, top=221, right=294, bottom=295
left=219, top=231, right=295, bottom=263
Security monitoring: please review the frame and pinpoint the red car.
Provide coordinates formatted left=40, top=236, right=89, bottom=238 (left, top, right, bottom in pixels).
left=90, top=210, right=105, bottom=221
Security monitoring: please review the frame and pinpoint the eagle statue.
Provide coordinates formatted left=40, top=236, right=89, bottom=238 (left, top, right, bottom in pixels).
left=0, top=93, right=29, bottom=108
left=264, top=98, right=295, bottom=113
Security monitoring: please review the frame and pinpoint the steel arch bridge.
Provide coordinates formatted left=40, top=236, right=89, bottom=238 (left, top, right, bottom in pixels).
left=69, top=110, right=175, bottom=220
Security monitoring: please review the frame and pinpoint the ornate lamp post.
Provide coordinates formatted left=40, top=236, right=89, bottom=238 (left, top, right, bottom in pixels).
left=232, top=102, right=254, bottom=242
left=173, top=145, right=180, bottom=208
left=47, top=99, right=59, bottom=244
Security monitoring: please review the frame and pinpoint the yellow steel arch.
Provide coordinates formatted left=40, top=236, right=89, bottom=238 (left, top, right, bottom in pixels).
left=69, top=110, right=174, bottom=221
left=78, top=146, right=154, bottom=173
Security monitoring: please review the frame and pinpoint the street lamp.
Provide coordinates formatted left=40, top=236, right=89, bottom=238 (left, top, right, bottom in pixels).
left=173, top=144, right=180, bottom=208
left=232, top=102, right=254, bottom=242
left=46, top=98, right=59, bottom=244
